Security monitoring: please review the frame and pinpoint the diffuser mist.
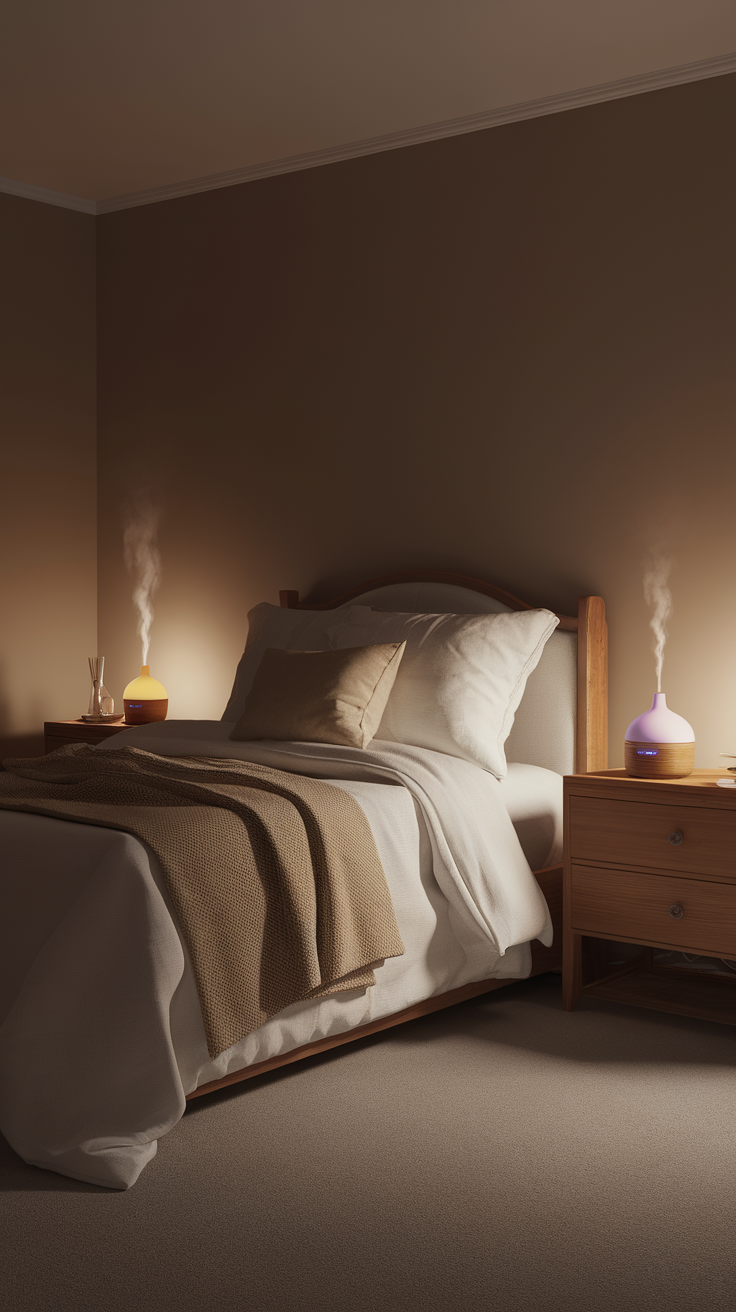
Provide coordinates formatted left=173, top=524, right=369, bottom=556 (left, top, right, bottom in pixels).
left=628, top=555, right=694, bottom=777
left=624, top=693, right=694, bottom=779
left=123, top=666, right=168, bottom=725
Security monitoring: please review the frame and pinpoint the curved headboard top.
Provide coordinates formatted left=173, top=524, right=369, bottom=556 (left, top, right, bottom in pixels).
left=279, top=569, right=576, bottom=630
left=279, top=569, right=607, bottom=775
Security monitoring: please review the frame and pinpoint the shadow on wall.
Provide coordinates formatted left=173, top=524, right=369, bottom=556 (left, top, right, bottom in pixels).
left=0, top=659, right=45, bottom=763
left=0, top=733, right=45, bottom=765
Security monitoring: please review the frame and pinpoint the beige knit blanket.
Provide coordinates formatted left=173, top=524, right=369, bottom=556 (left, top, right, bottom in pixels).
left=0, top=745, right=405, bottom=1057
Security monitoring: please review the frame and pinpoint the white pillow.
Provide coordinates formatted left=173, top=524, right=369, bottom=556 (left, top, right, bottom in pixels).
left=222, top=603, right=347, bottom=722
left=325, top=606, right=560, bottom=778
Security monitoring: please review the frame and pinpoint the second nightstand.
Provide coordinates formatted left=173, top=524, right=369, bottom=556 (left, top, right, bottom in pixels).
left=563, top=769, right=736, bottom=1026
left=44, top=720, right=131, bottom=754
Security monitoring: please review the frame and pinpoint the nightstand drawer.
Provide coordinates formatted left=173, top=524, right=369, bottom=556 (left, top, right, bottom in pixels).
left=569, top=796, right=736, bottom=880
left=570, top=864, right=736, bottom=955
left=44, top=721, right=129, bottom=754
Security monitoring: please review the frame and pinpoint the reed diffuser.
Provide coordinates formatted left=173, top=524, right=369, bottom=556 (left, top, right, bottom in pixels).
left=82, top=656, right=118, bottom=722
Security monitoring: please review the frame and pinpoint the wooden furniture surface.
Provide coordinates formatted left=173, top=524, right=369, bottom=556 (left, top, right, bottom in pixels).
left=44, top=720, right=128, bottom=754
left=279, top=569, right=571, bottom=622
left=187, top=568, right=606, bottom=1100
left=569, top=793, right=736, bottom=879
left=571, top=865, right=736, bottom=955
left=576, top=596, right=607, bottom=775
left=563, top=769, right=736, bottom=1025
left=623, top=739, right=695, bottom=780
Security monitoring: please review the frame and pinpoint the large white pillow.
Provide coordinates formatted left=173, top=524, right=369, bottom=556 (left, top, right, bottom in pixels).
left=222, top=603, right=348, bottom=722
left=325, top=605, right=560, bottom=778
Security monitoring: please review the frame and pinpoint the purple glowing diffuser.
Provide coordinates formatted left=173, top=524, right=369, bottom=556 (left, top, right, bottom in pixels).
left=624, top=693, right=695, bottom=779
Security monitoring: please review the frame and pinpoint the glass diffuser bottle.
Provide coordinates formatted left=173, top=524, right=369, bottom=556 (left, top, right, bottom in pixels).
left=83, top=656, right=115, bottom=721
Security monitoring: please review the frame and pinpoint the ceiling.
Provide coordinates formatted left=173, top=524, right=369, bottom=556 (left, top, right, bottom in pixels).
left=2, top=1, right=735, bottom=213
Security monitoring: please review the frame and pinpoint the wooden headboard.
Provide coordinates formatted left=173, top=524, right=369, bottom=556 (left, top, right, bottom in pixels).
left=278, top=569, right=608, bottom=774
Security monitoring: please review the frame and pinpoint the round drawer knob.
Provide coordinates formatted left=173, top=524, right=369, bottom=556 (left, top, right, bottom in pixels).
left=668, top=830, right=684, bottom=846
left=668, top=903, right=684, bottom=919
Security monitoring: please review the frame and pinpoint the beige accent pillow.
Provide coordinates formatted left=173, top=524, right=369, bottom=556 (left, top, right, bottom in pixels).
left=229, top=643, right=406, bottom=749
left=222, top=602, right=354, bottom=722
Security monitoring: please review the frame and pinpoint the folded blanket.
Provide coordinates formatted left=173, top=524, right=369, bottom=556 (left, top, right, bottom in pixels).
left=0, top=746, right=405, bottom=1057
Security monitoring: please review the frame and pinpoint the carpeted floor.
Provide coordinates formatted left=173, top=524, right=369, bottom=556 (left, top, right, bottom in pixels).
left=2, top=973, right=735, bottom=1311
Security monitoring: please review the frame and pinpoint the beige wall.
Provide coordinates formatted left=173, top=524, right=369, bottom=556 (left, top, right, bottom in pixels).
left=96, top=74, right=736, bottom=766
left=0, top=194, right=97, bottom=758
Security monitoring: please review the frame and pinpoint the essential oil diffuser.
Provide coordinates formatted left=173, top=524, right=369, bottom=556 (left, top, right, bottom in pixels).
left=624, top=693, right=694, bottom=779
left=123, top=666, right=168, bottom=725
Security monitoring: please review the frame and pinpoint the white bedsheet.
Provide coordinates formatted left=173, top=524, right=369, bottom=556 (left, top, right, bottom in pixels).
left=0, top=724, right=555, bottom=1190
left=499, top=762, right=563, bottom=871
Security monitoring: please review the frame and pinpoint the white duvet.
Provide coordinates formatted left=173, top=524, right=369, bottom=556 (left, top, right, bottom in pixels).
left=0, top=723, right=556, bottom=1190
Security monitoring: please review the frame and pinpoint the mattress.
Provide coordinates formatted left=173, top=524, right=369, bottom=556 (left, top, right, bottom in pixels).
left=0, top=723, right=562, bottom=1189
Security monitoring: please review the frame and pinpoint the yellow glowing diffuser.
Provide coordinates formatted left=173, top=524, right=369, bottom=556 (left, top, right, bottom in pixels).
left=123, top=665, right=168, bottom=725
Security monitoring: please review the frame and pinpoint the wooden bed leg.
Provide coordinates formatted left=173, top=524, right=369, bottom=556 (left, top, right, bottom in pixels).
left=563, top=931, right=583, bottom=1010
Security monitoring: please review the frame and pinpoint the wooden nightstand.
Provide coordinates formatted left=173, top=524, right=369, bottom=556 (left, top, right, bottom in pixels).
left=44, top=720, right=131, bottom=754
left=563, top=769, right=736, bottom=1025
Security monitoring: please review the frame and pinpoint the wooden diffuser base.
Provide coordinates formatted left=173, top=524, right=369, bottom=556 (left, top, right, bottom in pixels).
left=624, top=740, right=695, bottom=779
left=123, top=698, right=168, bottom=725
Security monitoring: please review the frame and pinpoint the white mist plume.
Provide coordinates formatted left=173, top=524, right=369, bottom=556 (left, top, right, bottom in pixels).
left=643, top=553, right=673, bottom=693
left=123, top=494, right=162, bottom=666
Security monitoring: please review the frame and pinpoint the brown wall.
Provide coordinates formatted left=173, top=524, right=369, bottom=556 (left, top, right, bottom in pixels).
left=97, top=74, right=736, bottom=765
left=0, top=194, right=97, bottom=757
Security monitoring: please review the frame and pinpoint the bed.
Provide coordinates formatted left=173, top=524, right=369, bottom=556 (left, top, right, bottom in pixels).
left=0, top=569, right=607, bottom=1189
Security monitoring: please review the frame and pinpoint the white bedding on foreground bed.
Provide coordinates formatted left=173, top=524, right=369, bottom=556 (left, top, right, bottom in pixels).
left=0, top=721, right=560, bottom=1190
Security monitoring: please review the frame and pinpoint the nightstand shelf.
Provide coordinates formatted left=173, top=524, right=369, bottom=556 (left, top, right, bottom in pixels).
left=581, top=961, right=736, bottom=1026
left=563, top=769, right=736, bottom=1026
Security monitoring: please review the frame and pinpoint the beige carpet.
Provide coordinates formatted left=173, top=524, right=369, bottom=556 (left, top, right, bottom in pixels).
left=2, top=974, right=735, bottom=1312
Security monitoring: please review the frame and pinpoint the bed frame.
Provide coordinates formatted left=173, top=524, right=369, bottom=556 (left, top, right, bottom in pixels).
left=187, top=569, right=607, bottom=1101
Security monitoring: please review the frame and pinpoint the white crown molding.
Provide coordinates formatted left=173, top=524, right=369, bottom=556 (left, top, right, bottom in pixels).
left=0, top=175, right=96, bottom=214
left=94, top=49, right=736, bottom=212
left=3, top=49, right=735, bottom=217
